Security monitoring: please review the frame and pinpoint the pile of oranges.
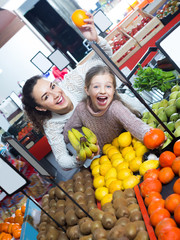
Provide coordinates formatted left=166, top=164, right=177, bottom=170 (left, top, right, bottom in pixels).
left=139, top=139, right=180, bottom=240
left=0, top=205, right=25, bottom=240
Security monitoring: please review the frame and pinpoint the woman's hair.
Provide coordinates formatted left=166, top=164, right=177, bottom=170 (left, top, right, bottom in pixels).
left=85, top=65, right=141, bottom=118
left=21, top=75, right=52, bottom=133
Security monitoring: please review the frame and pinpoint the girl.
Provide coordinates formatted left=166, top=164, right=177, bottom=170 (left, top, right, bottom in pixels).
left=63, top=65, right=151, bottom=152
left=22, top=13, right=112, bottom=171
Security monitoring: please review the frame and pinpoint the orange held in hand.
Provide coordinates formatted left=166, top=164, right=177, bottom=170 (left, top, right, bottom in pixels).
left=71, top=9, right=89, bottom=28
left=143, top=128, right=165, bottom=149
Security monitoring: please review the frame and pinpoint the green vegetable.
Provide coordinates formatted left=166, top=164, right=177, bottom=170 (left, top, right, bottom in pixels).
left=133, top=64, right=176, bottom=92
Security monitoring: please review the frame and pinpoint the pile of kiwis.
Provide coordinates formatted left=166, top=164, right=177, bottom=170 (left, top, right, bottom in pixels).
left=36, top=168, right=149, bottom=240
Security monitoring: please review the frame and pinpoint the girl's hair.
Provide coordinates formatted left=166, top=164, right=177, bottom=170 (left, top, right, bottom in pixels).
left=21, top=75, right=52, bottom=133
left=85, top=65, right=141, bottom=118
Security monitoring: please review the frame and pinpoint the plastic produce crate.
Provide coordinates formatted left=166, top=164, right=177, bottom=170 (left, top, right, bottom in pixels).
left=105, top=27, right=141, bottom=67
left=119, top=8, right=164, bottom=47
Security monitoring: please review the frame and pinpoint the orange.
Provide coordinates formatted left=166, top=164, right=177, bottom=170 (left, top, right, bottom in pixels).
left=159, top=151, right=176, bottom=168
left=2, top=233, right=12, bottom=240
left=173, top=178, right=180, bottom=195
left=143, top=128, right=165, bottom=149
left=143, top=168, right=159, bottom=181
left=165, top=193, right=180, bottom=213
left=144, top=191, right=162, bottom=207
left=158, top=227, right=180, bottom=240
left=155, top=218, right=177, bottom=237
left=15, top=209, right=22, bottom=217
left=13, top=228, right=21, bottom=239
left=71, top=9, right=89, bottom=28
left=21, top=205, right=26, bottom=215
left=148, top=198, right=165, bottom=216
left=174, top=204, right=180, bottom=225
left=150, top=208, right=171, bottom=227
left=14, top=215, right=24, bottom=226
left=1, top=223, right=9, bottom=233
left=0, top=233, right=6, bottom=240
left=171, top=157, right=180, bottom=175
left=158, top=167, right=175, bottom=184
left=173, top=140, right=180, bottom=156
left=11, top=224, right=21, bottom=234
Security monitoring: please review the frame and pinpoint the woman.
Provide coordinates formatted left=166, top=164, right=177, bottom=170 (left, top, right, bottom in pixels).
left=22, top=12, right=112, bottom=170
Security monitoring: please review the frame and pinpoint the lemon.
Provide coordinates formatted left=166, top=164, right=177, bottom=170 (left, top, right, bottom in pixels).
left=135, top=145, right=148, bottom=157
left=111, top=158, right=124, bottom=168
left=103, top=145, right=115, bottom=155
left=116, top=162, right=129, bottom=171
left=99, top=155, right=111, bottom=165
left=99, top=162, right=112, bottom=176
left=93, top=175, right=105, bottom=189
left=124, top=150, right=136, bottom=162
left=112, top=137, right=120, bottom=148
left=104, top=167, right=117, bottom=181
left=118, top=131, right=132, bottom=148
left=102, top=144, right=112, bottom=155
left=132, top=137, right=138, bottom=146
left=90, top=158, right=100, bottom=170
left=122, top=175, right=141, bottom=189
left=117, top=168, right=133, bottom=180
left=111, top=152, right=122, bottom=160
left=107, top=147, right=119, bottom=159
left=108, top=180, right=122, bottom=194
left=129, top=156, right=143, bottom=172
left=105, top=177, right=117, bottom=188
left=139, top=159, right=159, bottom=176
left=101, top=194, right=113, bottom=206
left=91, top=165, right=100, bottom=177
left=95, top=187, right=109, bottom=201
left=121, top=145, right=134, bottom=157
left=133, top=141, right=143, bottom=150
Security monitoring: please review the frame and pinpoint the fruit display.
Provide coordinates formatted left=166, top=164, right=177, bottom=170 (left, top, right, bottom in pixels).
left=36, top=167, right=150, bottom=240
left=0, top=205, right=26, bottom=239
left=68, top=127, right=98, bottom=161
left=142, top=84, right=180, bottom=148
left=133, top=65, right=176, bottom=92
left=139, top=140, right=180, bottom=239
left=156, top=0, right=179, bottom=21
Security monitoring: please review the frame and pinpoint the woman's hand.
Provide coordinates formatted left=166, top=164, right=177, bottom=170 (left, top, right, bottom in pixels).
left=78, top=12, right=99, bottom=43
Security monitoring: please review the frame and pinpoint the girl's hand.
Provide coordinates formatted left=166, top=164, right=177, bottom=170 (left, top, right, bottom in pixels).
left=78, top=12, right=99, bottom=43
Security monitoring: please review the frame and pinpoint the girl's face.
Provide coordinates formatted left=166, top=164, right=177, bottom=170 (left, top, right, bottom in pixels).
left=32, top=79, right=73, bottom=114
left=85, top=73, right=115, bottom=112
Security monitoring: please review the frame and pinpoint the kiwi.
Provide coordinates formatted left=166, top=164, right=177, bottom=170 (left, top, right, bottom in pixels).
left=124, top=188, right=135, bottom=198
left=113, top=197, right=127, bottom=210
left=38, top=222, right=47, bottom=232
left=65, top=209, right=78, bottom=226
left=101, top=212, right=117, bottom=230
left=104, top=207, right=116, bottom=215
left=134, top=221, right=146, bottom=232
left=79, top=234, right=93, bottom=240
left=54, top=210, right=66, bottom=226
left=74, top=192, right=85, bottom=202
left=66, top=225, right=81, bottom=240
left=49, top=199, right=57, bottom=208
left=134, top=230, right=149, bottom=240
left=55, top=186, right=66, bottom=199
left=65, top=191, right=74, bottom=201
left=85, top=187, right=95, bottom=196
left=125, top=222, right=137, bottom=239
left=37, top=231, right=46, bottom=240
left=126, top=197, right=137, bottom=205
left=41, top=213, right=49, bottom=222
left=64, top=202, right=74, bottom=213
left=128, top=203, right=140, bottom=214
left=75, top=203, right=88, bottom=218
left=88, top=202, right=97, bottom=212
left=89, top=208, right=104, bottom=221
left=116, top=205, right=130, bottom=219
left=79, top=217, right=93, bottom=235
left=57, top=231, right=69, bottom=240
left=74, top=182, right=85, bottom=193
left=113, top=190, right=125, bottom=200
left=48, top=187, right=55, bottom=200
left=81, top=168, right=91, bottom=177
left=41, top=194, right=49, bottom=206
left=91, top=220, right=103, bottom=233
left=86, top=195, right=95, bottom=204
left=73, top=171, right=84, bottom=181
left=130, top=211, right=142, bottom=222
left=49, top=207, right=56, bottom=218
left=107, top=225, right=125, bottom=240
left=101, top=202, right=113, bottom=211
left=56, top=199, right=65, bottom=209
left=115, top=217, right=130, bottom=227
left=46, top=228, right=59, bottom=240
left=92, top=228, right=107, bottom=240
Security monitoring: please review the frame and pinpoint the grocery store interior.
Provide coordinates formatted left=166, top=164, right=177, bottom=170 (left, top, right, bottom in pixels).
left=0, top=0, right=180, bottom=239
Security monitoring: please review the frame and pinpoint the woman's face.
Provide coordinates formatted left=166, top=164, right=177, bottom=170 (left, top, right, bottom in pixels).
left=85, top=73, right=115, bottom=112
left=32, top=78, right=73, bottom=114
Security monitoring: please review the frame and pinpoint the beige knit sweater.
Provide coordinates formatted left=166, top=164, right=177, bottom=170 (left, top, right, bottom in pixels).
left=63, top=100, right=151, bottom=152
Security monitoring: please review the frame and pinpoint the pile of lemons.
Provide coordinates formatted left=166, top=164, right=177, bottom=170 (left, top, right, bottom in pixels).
left=90, top=131, right=149, bottom=206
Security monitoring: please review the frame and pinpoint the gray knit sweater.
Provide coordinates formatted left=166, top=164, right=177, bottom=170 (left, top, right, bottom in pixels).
left=63, top=100, right=151, bottom=152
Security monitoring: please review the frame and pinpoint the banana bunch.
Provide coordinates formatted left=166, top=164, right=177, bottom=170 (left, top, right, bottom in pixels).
left=68, top=127, right=98, bottom=161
